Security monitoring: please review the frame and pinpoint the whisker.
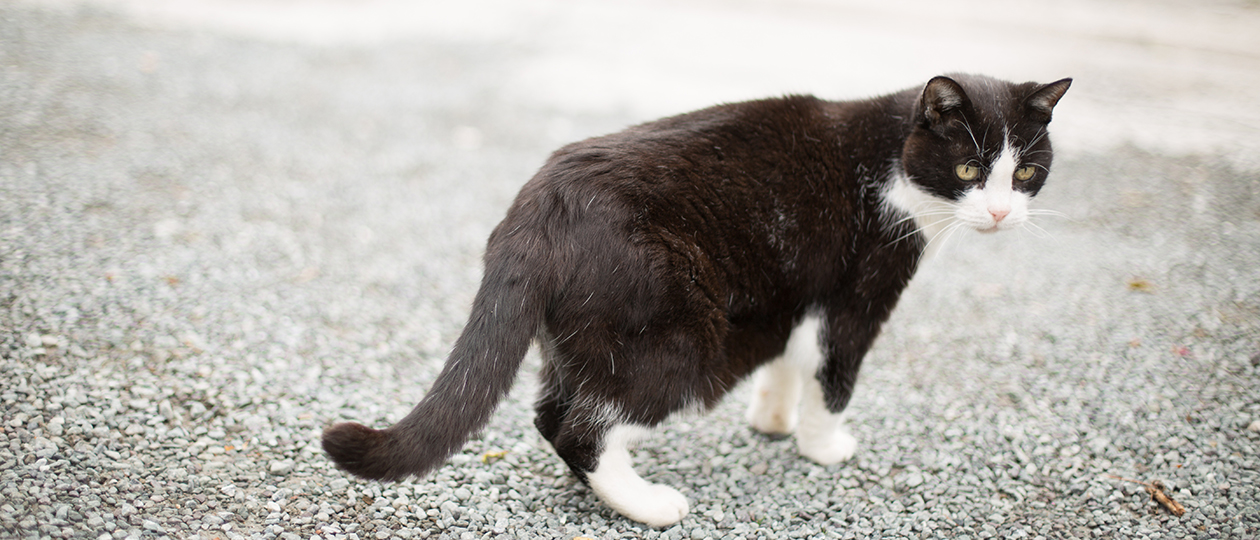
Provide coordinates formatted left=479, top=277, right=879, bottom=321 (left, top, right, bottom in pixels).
left=1027, top=126, right=1049, bottom=148
left=1018, top=222, right=1047, bottom=239
left=1021, top=219, right=1058, bottom=242
left=964, top=120, right=982, bottom=156
left=889, top=213, right=952, bottom=246
left=923, top=220, right=967, bottom=255
left=1026, top=208, right=1079, bottom=225
left=889, top=224, right=928, bottom=246
left=931, top=222, right=965, bottom=256
left=889, top=209, right=958, bottom=227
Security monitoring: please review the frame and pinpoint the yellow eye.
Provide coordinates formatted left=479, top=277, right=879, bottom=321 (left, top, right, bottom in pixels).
left=1014, top=166, right=1037, bottom=181
left=955, top=164, right=980, bottom=181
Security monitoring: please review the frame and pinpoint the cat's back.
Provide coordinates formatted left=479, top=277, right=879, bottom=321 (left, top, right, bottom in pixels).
left=551, top=94, right=837, bottom=171
left=511, top=94, right=871, bottom=216
left=489, top=93, right=896, bottom=294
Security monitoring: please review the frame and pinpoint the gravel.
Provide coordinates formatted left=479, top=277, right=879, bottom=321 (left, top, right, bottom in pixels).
left=2, top=2, right=1259, bottom=539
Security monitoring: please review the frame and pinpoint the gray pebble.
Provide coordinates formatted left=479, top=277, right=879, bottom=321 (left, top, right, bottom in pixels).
left=270, top=459, right=296, bottom=475
left=1, top=4, right=1256, bottom=540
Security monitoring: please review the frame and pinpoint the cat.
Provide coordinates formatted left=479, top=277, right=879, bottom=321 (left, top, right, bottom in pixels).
left=322, top=73, right=1072, bottom=527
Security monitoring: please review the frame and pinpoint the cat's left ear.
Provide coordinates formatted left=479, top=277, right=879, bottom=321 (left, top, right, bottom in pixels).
left=918, top=76, right=971, bottom=130
left=1024, top=78, right=1073, bottom=123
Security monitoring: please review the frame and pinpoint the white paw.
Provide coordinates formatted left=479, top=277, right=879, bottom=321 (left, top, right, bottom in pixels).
left=798, top=426, right=857, bottom=465
left=629, top=483, right=690, bottom=528
left=587, top=425, right=690, bottom=528
left=594, top=479, right=690, bottom=528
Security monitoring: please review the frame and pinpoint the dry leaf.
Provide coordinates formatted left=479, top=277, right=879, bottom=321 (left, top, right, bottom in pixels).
left=481, top=450, right=509, bottom=464
left=1106, top=475, right=1186, bottom=517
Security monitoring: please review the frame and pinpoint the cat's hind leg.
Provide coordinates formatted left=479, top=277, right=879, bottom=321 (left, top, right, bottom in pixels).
left=745, top=316, right=819, bottom=436
left=745, top=354, right=803, bottom=436
left=547, top=407, right=689, bottom=527
left=582, top=423, right=689, bottom=528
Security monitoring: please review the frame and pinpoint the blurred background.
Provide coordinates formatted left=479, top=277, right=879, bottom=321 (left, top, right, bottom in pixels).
left=36, top=0, right=1260, bottom=169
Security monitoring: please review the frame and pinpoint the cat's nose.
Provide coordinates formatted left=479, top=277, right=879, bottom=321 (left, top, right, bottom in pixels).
left=989, top=208, right=1010, bottom=222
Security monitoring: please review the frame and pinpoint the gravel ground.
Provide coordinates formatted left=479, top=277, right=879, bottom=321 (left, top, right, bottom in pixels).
left=2, top=2, right=1259, bottom=539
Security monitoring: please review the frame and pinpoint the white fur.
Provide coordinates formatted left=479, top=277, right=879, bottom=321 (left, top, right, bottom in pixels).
left=586, top=424, right=690, bottom=528
left=746, top=316, right=858, bottom=464
left=883, top=170, right=955, bottom=259
left=884, top=140, right=1033, bottom=257
left=795, top=373, right=858, bottom=464
left=955, top=142, right=1031, bottom=233
left=745, top=323, right=809, bottom=434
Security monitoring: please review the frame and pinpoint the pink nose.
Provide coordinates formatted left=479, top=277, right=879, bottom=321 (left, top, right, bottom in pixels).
left=990, top=208, right=1010, bottom=222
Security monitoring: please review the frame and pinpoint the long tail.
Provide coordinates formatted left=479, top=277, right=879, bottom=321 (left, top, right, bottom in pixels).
left=322, top=250, right=548, bottom=481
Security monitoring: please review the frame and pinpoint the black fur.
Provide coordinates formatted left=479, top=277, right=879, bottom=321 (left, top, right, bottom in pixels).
left=323, top=74, right=1070, bottom=487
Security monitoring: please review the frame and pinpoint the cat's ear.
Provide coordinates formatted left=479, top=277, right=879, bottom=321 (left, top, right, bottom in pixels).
left=917, top=76, right=971, bottom=130
left=1024, top=78, right=1072, bottom=123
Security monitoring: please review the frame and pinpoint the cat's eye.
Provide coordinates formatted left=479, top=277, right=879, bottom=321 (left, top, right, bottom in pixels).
left=1014, top=166, right=1037, bottom=181
left=954, top=164, right=980, bottom=181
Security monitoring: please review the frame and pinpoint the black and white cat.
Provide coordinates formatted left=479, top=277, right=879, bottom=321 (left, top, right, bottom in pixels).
left=323, top=74, right=1071, bottom=527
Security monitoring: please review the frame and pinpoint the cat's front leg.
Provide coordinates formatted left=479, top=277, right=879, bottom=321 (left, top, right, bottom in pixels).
left=795, top=374, right=858, bottom=464
left=796, top=309, right=889, bottom=465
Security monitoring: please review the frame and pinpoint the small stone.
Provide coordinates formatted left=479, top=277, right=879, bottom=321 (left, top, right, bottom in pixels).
left=33, top=437, right=58, bottom=458
left=270, top=459, right=296, bottom=475
left=159, top=400, right=176, bottom=422
left=142, top=520, right=165, bottom=533
left=750, top=462, right=769, bottom=475
left=46, top=416, right=65, bottom=437
left=903, top=472, right=925, bottom=488
left=1247, top=420, right=1260, bottom=433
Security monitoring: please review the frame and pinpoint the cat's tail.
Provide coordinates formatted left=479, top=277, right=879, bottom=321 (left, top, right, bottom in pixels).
left=321, top=241, right=550, bottom=481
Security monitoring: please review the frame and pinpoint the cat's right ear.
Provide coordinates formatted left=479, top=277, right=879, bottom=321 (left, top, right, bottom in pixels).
left=1024, top=78, right=1073, bottom=123
left=917, top=76, right=970, bottom=131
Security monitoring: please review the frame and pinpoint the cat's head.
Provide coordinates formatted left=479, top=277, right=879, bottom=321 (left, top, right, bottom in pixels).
left=889, top=74, right=1071, bottom=238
